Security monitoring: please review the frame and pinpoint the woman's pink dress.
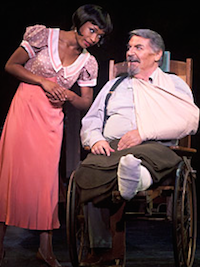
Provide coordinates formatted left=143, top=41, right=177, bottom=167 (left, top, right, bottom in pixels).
left=0, top=25, right=98, bottom=230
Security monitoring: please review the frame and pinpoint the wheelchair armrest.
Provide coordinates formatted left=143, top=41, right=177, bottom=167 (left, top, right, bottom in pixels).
left=170, top=145, right=197, bottom=157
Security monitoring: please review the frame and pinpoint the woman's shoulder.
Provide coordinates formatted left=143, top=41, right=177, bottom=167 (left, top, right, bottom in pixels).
left=83, top=51, right=98, bottom=70
left=22, top=25, right=50, bottom=47
left=23, top=25, right=48, bottom=38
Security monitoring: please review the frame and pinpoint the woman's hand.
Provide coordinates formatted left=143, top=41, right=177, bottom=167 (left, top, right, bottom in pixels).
left=63, top=87, right=93, bottom=110
left=41, top=79, right=66, bottom=102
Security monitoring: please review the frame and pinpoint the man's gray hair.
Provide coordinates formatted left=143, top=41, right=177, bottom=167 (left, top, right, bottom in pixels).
left=129, top=29, right=165, bottom=66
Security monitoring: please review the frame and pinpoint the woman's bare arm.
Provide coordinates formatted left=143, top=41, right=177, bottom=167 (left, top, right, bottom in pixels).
left=5, top=47, right=66, bottom=101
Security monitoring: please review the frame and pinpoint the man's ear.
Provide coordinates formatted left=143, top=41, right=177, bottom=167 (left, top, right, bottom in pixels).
left=155, top=50, right=163, bottom=63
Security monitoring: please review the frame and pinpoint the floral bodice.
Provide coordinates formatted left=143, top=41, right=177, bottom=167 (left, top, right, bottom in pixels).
left=20, top=25, right=98, bottom=89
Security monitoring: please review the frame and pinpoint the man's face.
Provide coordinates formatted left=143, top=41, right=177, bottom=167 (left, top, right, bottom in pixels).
left=126, top=35, right=162, bottom=78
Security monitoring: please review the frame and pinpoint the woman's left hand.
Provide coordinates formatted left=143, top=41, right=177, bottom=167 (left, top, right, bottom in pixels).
left=64, top=87, right=93, bottom=110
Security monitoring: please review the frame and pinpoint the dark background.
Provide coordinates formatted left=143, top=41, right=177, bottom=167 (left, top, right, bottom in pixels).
left=1, top=1, right=200, bottom=203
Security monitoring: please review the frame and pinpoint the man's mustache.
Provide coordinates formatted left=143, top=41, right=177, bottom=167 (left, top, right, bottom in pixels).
left=127, top=55, right=140, bottom=63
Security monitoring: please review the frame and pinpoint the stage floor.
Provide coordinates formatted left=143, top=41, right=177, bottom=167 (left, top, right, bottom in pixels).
left=1, top=206, right=200, bottom=267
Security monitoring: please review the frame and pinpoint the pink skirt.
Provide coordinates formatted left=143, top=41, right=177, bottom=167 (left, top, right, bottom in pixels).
left=0, top=79, right=64, bottom=230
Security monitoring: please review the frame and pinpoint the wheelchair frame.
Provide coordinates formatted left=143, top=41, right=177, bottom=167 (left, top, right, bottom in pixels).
left=66, top=151, right=197, bottom=267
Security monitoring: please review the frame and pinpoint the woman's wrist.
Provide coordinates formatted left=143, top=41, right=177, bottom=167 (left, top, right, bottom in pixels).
left=65, top=90, right=75, bottom=103
left=37, top=76, right=46, bottom=88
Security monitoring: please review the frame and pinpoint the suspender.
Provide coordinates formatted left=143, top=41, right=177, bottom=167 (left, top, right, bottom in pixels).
left=103, top=75, right=127, bottom=130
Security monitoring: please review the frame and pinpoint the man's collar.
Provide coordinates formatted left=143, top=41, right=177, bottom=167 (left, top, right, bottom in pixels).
left=148, top=68, right=159, bottom=83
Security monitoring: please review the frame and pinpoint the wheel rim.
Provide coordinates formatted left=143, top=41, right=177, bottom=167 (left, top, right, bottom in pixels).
left=66, top=172, right=89, bottom=266
left=173, top=160, right=197, bottom=267
left=181, top=170, right=194, bottom=266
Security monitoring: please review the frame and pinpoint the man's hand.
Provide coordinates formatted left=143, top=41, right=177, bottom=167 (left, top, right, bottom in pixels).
left=118, top=129, right=142, bottom=150
left=91, top=140, right=115, bottom=156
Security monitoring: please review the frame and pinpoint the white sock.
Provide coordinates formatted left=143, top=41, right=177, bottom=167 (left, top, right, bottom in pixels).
left=117, top=154, right=153, bottom=201
left=117, top=154, right=142, bottom=201
left=137, top=165, right=153, bottom=192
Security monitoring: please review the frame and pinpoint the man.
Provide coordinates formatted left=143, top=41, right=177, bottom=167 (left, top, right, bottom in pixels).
left=75, top=29, right=199, bottom=265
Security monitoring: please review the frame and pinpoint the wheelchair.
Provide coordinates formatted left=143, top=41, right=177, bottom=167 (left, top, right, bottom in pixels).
left=66, top=145, right=197, bottom=267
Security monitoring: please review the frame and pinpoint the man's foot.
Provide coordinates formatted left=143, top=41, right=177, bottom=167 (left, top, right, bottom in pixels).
left=79, top=253, right=101, bottom=266
left=80, top=248, right=113, bottom=266
left=118, top=154, right=141, bottom=200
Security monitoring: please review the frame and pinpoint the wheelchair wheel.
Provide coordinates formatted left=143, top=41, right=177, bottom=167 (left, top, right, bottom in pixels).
left=66, top=171, right=89, bottom=267
left=173, top=159, right=197, bottom=267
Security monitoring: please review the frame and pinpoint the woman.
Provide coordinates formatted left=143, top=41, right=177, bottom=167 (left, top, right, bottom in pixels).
left=0, top=4, right=112, bottom=267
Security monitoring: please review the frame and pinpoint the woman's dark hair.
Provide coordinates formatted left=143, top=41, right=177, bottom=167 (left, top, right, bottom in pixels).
left=72, top=4, right=113, bottom=44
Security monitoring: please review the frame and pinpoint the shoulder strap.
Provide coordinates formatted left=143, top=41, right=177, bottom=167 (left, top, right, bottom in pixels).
left=103, top=75, right=127, bottom=130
